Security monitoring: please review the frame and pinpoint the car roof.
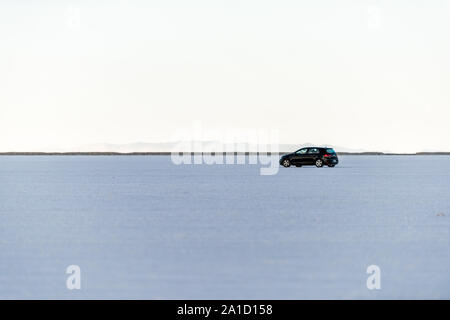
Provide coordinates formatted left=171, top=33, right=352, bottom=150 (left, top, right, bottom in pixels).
left=294, top=147, right=335, bottom=152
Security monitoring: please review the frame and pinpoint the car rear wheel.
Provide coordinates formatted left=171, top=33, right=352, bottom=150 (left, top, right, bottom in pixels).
left=282, top=159, right=291, bottom=167
left=315, top=159, right=323, bottom=167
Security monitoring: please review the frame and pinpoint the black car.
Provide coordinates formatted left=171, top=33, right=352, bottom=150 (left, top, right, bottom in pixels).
left=279, top=147, right=339, bottom=168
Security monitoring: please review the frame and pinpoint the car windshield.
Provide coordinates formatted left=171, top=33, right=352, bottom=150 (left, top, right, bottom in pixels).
left=296, top=148, right=307, bottom=154
left=326, top=148, right=336, bottom=154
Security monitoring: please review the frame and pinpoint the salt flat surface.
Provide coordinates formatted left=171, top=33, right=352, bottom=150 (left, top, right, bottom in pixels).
left=0, top=155, right=449, bottom=299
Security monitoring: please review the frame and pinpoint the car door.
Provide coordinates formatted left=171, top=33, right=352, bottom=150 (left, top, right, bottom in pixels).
left=291, top=148, right=308, bottom=165
left=306, top=148, right=320, bottom=164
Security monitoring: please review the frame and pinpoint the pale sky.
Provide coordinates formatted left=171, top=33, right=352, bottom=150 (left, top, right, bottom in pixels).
left=1, top=0, right=450, bottom=153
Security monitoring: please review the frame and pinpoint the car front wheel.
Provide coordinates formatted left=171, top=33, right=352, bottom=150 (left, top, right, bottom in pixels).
left=315, top=159, right=323, bottom=167
left=282, top=159, right=291, bottom=167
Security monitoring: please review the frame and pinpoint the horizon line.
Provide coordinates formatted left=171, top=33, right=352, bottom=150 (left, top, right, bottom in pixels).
left=1, top=151, right=450, bottom=156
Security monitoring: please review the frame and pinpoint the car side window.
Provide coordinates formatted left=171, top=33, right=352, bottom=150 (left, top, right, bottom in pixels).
left=296, top=148, right=308, bottom=154
left=308, top=148, right=319, bottom=154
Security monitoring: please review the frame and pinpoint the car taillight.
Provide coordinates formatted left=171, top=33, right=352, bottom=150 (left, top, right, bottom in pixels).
left=324, top=154, right=330, bottom=157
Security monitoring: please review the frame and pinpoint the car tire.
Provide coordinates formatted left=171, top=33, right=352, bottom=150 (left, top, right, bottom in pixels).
left=315, top=159, right=323, bottom=167
left=282, top=159, right=291, bottom=167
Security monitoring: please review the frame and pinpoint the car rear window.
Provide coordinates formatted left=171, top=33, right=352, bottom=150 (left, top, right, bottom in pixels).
left=326, top=148, right=336, bottom=154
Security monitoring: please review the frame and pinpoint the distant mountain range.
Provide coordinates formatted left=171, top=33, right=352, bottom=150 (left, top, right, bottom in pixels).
left=1, top=142, right=449, bottom=155
left=72, top=142, right=368, bottom=154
